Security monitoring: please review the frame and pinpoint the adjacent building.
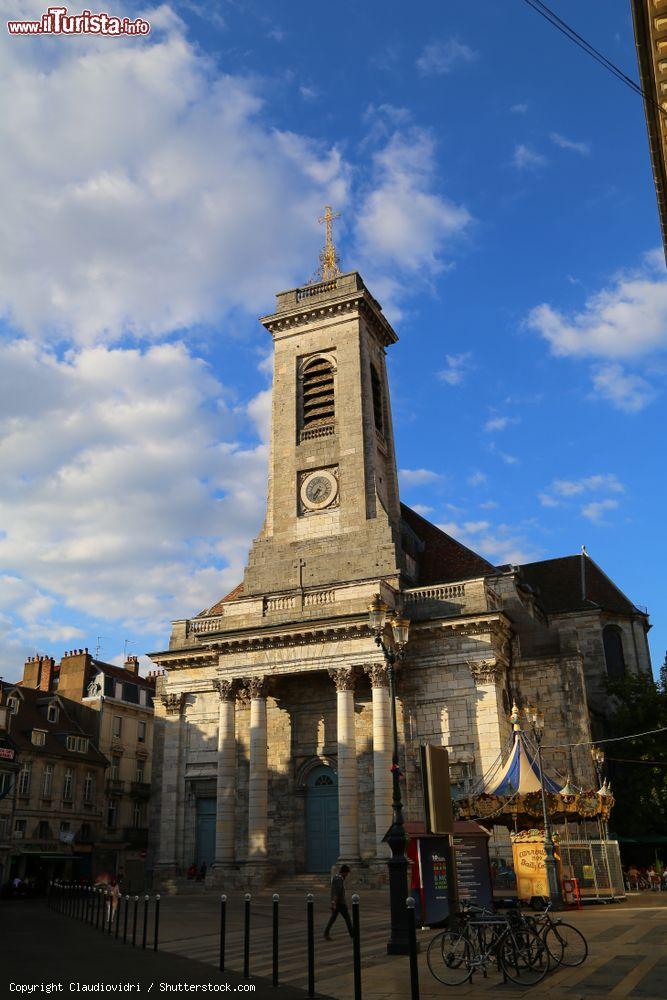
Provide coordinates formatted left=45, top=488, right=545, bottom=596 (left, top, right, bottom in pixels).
left=19, top=649, right=157, bottom=888
left=631, top=0, right=667, bottom=260
left=0, top=698, right=20, bottom=886
left=0, top=675, right=108, bottom=886
left=147, top=267, right=652, bottom=890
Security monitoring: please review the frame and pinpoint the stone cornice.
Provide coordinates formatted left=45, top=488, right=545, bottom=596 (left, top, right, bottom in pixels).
left=152, top=620, right=372, bottom=668
left=260, top=289, right=397, bottom=348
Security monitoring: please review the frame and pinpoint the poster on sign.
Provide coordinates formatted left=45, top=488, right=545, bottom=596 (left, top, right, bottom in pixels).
left=413, top=822, right=494, bottom=925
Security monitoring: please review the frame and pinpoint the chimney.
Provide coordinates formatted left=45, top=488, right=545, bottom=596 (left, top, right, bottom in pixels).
left=124, top=655, right=139, bottom=675
left=39, top=656, right=55, bottom=692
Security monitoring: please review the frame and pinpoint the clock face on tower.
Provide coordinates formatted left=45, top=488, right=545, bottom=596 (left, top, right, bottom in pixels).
left=299, top=468, right=339, bottom=512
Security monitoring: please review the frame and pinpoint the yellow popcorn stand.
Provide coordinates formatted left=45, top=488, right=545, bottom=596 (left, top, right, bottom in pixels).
left=511, top=830, right=562, bottom=901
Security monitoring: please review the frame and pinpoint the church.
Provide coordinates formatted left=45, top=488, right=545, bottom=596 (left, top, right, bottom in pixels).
left=148, top=222, right=652, bottom=890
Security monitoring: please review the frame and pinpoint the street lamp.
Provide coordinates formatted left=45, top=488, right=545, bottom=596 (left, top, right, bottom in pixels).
left=525, top=704, right=562, bottom=908
left=368, top=594, right=411, bottom=955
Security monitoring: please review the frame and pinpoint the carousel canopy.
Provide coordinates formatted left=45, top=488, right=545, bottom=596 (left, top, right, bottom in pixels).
left=484, top=731, right=562, bottom=796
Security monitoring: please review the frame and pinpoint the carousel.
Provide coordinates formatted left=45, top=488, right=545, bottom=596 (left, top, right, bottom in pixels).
left=457, top=704, right=624, bottom=902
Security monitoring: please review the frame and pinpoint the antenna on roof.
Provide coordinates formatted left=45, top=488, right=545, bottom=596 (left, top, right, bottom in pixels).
left=123, top=638, right=136, bottom=658
left=580, top=545, right=587, bottom=602
left=95, top=636, right=109, bottom=659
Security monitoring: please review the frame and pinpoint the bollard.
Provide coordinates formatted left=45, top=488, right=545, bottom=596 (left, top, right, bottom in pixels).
left=352, top=894, right=362, bottom=1000
left=272, top=893, right=280, bottom=988
left=88, top=886, right=94, bottom=925
left=153, top=895, right=161, bottom=952
left=115, top=892, right=121, bottom=940
left=406, top=898, right=420, bottom=1000
left=219, top=895, right=227, bottom=972
left=78, top=884, right=83, bottom=921
left=132, top=895, right=139, bottom=947
left=243, top=893, right=251, bottom=979
left=142, top=895, right=149, bottom=949
left=108, top=891, right=113, bottom=935
left=307, top=893, right=315, bottom=999
left=123, top=895, right=130, bottom=944
left=96, top=888, right=102, bottom=930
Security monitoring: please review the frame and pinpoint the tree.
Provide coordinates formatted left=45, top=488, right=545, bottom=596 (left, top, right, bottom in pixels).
left=604, top=663, right=667, bottom=839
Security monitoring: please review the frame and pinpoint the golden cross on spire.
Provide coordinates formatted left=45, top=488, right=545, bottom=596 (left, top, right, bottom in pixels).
left=317, top=205, right=341, bottom=281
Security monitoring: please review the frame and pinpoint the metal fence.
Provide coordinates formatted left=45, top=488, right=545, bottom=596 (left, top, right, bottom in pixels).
left=558, top=839, right=626, bottom=900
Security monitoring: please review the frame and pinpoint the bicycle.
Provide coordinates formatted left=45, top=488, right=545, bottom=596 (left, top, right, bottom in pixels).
left=508, top=901, right=588, bottom=968
left=426, top=902, right=550, bottom=987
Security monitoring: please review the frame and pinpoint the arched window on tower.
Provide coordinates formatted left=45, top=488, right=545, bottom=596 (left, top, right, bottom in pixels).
left=299, top=355, right=335, bottom=441
left=370, top=364, right=384, bottom=436
left=603, top=625, right=626, bottom=682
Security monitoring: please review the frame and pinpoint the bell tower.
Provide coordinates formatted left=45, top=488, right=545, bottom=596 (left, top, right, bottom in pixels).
left=243, top=213, right=407, bottom=595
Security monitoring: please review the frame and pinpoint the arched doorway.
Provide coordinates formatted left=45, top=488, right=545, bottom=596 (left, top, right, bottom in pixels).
left=306, top=765, right=339, bottom=872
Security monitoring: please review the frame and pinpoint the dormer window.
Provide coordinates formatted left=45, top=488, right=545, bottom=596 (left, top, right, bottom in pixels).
left=31, top=729, right=46, bottom=747
left=66, top=735, right=88, bottom=753
left=7, top=696, right=19, bottom=715
left=47, top=704, right=58, bottom=723
left=299, top=354, right=336, bottom=442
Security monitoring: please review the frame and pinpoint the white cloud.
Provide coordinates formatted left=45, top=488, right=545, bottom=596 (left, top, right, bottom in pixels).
left=581, top=499, right=619, bottom=524
left=484, top=415, right=519, bottom=433
left=539, top=473, right=624, bottom=509
left=399, top=468, right=442, bottom=486
left=439, top=520, right=538, bottom=565
left=0, top=10, right=348, bottom=344
left=510, top=103, right=529, bottom=115
left=591, top=363, right=656, bottom=413
left=416, top=39, right=477, bottom=76
left=512, top=144, right=547, bottom=170
left=550, top=132, right=591, bottom=156
left=0, top=339, right=267, bottom=641
left=410, top=504, right=434, bottom=517
left=526, top=257, right=667, bottom=359
left=355, top=127, right=471, bottom=294
left=467, top=471, right=488, bottom=487
left=438, top=352, right=474, bottom=386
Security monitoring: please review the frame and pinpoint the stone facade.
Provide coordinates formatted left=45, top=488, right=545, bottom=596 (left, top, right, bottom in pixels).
left=148, top=271, right=653, bottom=891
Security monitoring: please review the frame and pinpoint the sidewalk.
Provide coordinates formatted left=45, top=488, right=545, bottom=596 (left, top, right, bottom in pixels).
left=1, top=900, right=324, bottom=999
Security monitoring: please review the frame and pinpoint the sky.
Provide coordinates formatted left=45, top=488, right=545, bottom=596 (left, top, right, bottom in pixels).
left=0, top=0, right=665, bottom=682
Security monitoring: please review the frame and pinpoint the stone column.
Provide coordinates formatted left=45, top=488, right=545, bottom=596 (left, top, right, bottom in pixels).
left=329, top=667, right=359, bottom=862
left=156, top=692, right=185, bottom=877
left=366, top=663, right=392, bottom=859
left=213, top=679, right=236, bottom=867
left=247, top=677, right=268, bottom=862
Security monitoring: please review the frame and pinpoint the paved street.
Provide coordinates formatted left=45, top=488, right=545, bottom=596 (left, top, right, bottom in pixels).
left=156, top=883, right=667, bottom=1000
left=3, top=890, right=666, bottom=1000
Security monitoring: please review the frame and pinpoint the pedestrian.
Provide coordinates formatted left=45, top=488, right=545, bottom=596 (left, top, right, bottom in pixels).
left=323, top=864, right=353, bottom=940
left=108, top=878, right=121, bottom=923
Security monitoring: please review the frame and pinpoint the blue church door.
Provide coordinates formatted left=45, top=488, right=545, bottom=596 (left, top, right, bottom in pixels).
left=196, top=798, right=216, bottom=869
left=306, top=766, right=339, bottom=872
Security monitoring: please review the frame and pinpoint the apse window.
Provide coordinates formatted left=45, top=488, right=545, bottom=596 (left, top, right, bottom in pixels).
left=603, top=625, right=626, bottom=681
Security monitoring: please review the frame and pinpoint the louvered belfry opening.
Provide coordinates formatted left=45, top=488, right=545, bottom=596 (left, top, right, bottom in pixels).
left=301, top=356, right=335, bottom=439
left=371, top=364, right=384, bottom=435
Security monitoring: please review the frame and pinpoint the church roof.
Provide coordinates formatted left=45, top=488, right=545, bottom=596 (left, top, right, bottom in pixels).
left=517, top=555, right=641, bottom=617
left=400, top=504, right=495, bottom=585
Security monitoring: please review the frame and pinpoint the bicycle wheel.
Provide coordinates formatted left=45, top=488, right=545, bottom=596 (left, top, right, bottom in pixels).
left=544, top=921, right=588, bottom=967
left=500, top=926, right=550, bottom=987
left=427, top=929, right=474, bottom=986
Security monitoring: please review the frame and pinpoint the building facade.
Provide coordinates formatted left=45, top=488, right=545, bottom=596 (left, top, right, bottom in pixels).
left=19, top=649, right=156, bottom=888
left=632, top=0, right=667, bottom=261
left=0, top=676, right=108, bottom=886
left=149, top=270, right=652, bottom=890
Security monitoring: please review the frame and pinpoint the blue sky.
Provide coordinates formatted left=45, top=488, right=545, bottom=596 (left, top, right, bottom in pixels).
left=0, top=0, right=665, bottom=681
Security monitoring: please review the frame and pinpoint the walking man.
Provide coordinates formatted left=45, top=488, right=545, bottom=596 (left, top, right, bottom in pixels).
left=324, top=864, right=352, bottom=940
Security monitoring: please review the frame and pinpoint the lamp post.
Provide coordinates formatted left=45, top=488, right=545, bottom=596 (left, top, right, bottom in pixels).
left=526, top=705, right=562, bottom=908
left=368, top=594, right=411, bottom=956
left=591, top=746, right=611, bottom=838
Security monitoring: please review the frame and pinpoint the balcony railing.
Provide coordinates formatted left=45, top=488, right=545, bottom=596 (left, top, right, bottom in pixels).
left=130, top=781, right=151, bottom=799
left=105, top=779, right=125, bottom=795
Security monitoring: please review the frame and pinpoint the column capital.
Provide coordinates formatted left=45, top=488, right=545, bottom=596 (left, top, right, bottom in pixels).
left=213, top=678, right=235, bottom=702
left=245, top=676, right=268, bottom=699
left=467, top=657, right=504, bottom=685
left=364, top=663, right=389, bottom=688
left=160, top=692, right=185, bottom=715
left=328, top=666, right=356, bottom=692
